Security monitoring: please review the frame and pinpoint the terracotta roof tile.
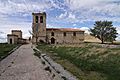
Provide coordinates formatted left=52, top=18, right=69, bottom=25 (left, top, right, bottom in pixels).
left=46, top=28, right=84, bottom=32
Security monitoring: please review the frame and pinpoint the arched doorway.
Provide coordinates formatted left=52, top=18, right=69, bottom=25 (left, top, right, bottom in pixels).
left=51, top=38, right=55, bottom=44
left=10, top=38, right=12, bottom=44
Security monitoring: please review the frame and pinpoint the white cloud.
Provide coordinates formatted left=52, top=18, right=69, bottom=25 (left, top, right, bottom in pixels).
left=64, top=0, right=120, bottom=22
left=0, top=0, right=52, bottom=14
left=59, top=12, right=67, bottom=19
left=116, top=34, right=120, bottom=41
left=80, top=27, right=90, bottom=34
left=116, top=27, right=120, bottom=34
left=0, top=31, right=6, bottom=43
left=65, top=0, right=100, bottom=10
left=0, top=0, right=120, bottom=42
left=116, top=27, right=120, bottom=41
left=0, top=21, right=31, bottom=42
left=58, top=12, right=76, bottom=20
left=68, top=13, right=76, bottom=19
left=58, top=12, right=79, bottom=23
left=47, top=24, right=62, bottom=28
left=0, top=0, right=55, bottom=23
left=55, top=0, right=120, bottom=25
left=73, top=24, right=77, bottom=26
left=47, top=24, right=54, bottom=28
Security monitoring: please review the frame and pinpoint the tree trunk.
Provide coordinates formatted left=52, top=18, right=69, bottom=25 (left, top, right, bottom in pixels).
left=36, top=34, right=38, bottom=45
left=101, top=37, right=104, bottom=44
left=111, top=41, right=114, bottom=44
left=36, top=37, right=37, bottom=45
left=102, top=40, right=104, bottom=44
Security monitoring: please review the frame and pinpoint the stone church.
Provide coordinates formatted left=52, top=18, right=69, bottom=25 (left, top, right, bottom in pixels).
left=32, top=12, right=85, bottom=44
left=7, top=30, right=27, bottom=44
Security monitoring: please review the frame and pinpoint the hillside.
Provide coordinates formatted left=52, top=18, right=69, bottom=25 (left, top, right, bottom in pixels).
left=84, top=33, right=101, bottom=42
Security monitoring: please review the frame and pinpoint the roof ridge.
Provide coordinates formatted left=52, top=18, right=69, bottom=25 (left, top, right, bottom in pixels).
left=46, top=28, right=84, bottom=32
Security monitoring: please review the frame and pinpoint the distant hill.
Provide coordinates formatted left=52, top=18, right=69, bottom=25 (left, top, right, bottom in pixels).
left=84, top=33, right=101, bottom=42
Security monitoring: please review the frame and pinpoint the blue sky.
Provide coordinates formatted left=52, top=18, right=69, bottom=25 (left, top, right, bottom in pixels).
left=0, top=0, right=120, bottom=42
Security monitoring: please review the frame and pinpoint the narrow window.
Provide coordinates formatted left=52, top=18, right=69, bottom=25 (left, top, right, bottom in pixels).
left=73, top=32, right=76, bottom=36
left=51, top=32, right=54, bottom=36
left=35, top=16, right=38, bottom=23
left=63, top=32, right=66, bottom=36
left=40, top=16, right=43, bottom=23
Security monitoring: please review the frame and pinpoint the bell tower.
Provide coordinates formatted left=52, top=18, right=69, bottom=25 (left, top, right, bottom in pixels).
left=32, top=12, right=46, bottom=43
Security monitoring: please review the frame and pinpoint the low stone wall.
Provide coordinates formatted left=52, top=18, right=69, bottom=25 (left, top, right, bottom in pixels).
left=34, top=47, right=78, bottom=80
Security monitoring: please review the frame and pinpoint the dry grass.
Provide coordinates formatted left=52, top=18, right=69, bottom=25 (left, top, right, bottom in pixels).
left=0, top=43, right=17, bottom=60
left=37, top=43, right=120, bottom=80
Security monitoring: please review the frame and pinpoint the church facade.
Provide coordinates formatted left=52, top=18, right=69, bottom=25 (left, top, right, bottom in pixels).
left=32, top=12, right=85, bottom=44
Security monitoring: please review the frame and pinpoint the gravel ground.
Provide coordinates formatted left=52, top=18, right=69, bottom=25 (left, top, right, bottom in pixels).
left=0, top=44, right=51, bottom=80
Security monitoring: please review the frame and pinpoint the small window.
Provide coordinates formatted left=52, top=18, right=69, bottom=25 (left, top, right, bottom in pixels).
left=63, top=32, right=66, bottom=36
left=73, top=32, right=76, bottom=36
left=35, top=16, right=38, bottom=23
left=51, top=32, right=54, bottom=36
left=40, top=16, right=43, bottom=23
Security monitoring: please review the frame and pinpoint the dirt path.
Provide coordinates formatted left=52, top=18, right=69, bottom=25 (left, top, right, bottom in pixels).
left=0, top=44, right=51, bottom=80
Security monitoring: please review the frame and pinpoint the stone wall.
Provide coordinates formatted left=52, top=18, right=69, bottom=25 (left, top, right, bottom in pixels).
left=32, top=12, right=46, bottom=43
left=46, top=31, right=84, bottom=44
left=12, top=30, right=22, bottom=38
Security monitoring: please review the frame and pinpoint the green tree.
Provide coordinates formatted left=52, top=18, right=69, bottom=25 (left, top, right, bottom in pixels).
left=90, top=21, right=118, bottom=44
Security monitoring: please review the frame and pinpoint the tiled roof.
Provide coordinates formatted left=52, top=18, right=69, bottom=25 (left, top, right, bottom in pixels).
left=46, top=28, right=84, bottom=32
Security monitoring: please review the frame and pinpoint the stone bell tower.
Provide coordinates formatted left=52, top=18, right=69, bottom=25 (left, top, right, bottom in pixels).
left=32, top=12, right=46, bottom=43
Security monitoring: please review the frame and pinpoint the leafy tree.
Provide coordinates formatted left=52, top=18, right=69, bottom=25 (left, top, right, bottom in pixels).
left=90, top=21, right=118, bottom=44
left=29, top=30, right=39, bottom=44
